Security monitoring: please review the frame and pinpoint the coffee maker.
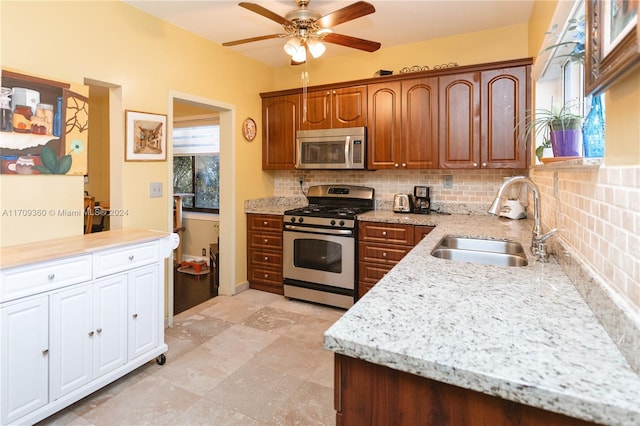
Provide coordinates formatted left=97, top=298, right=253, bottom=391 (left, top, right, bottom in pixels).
left=413, top=186, right=430, bottom=214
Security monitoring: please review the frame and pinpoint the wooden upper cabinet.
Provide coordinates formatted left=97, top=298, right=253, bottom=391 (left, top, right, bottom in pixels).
left=439, top=66, right=530, bottom=169
left=301, top=85, right=367, bottom=130
left=402, top=77, right=439, bottom=169
left=438, top=72, right=481, bottom=169
left=481, top=66, right=529, bottom=169
left=367, top=81, right=402, bottom=169
left=262, top=94, right=299, bottom=170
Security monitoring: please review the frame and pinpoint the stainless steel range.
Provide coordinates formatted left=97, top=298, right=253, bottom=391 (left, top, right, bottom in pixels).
left=283, top=185, right=375, bottom=309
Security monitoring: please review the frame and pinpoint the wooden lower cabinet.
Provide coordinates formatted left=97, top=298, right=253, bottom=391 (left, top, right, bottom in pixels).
left=358, top=222, right=434, bottom=299
left=334, top=354, right=597, bottom=426
left=246, top=214, right=284, bottom=294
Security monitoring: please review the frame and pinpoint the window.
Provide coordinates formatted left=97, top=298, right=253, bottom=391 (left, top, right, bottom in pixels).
left=173, top=117, right=220, bottom=213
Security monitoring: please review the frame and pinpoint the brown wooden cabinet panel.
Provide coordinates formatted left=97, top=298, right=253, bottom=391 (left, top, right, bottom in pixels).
left=481, top=66, right=529, bottom=169
left=358, top=222, right=414, bottom=245
left=335, top=354, right=596, bottom=426
left=402, top=77, right=439, bottom=169
left=367, top=82, right=402, bottom=169
left=414, top=225, right=435, bottom=242
left=301, top=86, right=367, bottom=130
left=358, top=242, right=411, bottom=264
left=247, top=214, right=284, bottom=294
left=262, top=94, right=299, bottom=170
left=438, top=72, right=481, bottom=169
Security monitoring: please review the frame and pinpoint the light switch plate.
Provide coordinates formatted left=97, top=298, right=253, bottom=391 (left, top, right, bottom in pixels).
left=150, top=182, right=162, bottom=198
left=443, top=175, right=453, bottom=188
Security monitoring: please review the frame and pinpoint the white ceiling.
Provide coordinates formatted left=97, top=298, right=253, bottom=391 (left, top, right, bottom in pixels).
left=124, top=0, right=534, bottom=68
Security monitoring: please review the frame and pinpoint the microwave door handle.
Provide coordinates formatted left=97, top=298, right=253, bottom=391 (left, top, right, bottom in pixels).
left=295, top=137, right=301, bottom=169
left=344, top=136, right=351, bottom=167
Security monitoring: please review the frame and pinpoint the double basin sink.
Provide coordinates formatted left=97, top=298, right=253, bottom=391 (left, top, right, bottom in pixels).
left=431, top=235, right=528, bottom=267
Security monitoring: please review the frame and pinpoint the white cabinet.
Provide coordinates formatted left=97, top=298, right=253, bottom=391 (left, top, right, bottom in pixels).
left=49, top=276, right=128, bottom=401
left=0, top=230, right=176, bottom=425
left=128, top=265, right=159, bottom=360
left=0, top=297, right=49, bottom=425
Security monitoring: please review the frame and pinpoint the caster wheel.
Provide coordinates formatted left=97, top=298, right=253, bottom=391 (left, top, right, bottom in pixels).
left=156, top=354, right=166, bottom=365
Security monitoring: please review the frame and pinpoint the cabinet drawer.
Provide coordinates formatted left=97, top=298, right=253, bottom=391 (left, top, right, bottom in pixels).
left=358, top=262, right=394, bottom=285
left=358, top=222, right=414, bottom=245
left=248, top=214, right=283, bottom=232
left=415, top=225, right=435, bottom=242
left=359, top=243, right=411, bottom=264
left=248, top=232, right=283, bottom=250
left=249, top=249, right=283, bottom=268
left=94, top=241, right=158, bottom=277
left=0, top=255, right=92, bottom=303
left=248, top=266, right=282, bottom=286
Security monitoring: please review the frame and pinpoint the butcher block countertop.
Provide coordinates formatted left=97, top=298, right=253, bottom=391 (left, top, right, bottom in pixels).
left=324, top=212, right=640, bottom=426
left=0, top=229, right=172, bottom=269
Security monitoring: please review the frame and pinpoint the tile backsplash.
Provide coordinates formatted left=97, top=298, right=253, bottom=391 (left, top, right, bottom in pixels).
left=273, top=169, right=528, bottom=210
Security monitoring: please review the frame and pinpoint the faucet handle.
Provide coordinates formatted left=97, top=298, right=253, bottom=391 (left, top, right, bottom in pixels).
left=538, top=228, right=558, bottom=243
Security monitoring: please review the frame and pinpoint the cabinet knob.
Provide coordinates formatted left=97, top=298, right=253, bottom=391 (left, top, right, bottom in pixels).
left=394, top=163, right=399, bottom=168
left=132, top=313, right=138, bottom=319
left=47, top=273, right=55, bottom=280
left=128, top=255, right=134, bottom=261
left=88, top=331, right=94, bottom=337
left=42, top=349, right=49, bottom=356
left=263, top=221, right=268, bottom=226
left=382, top=252, right=387, bottom=257
left=97, top=328, right=103, bottom=334
left=264, top=256, right=269, bottom=261
left=382, top=231, right=387, bottom=236
left=264, top=238, right=268, bottom=243
left=264, top=273, right=269, bottom=278
left=482, top=162, right=487, bottom=167
left=473, top=162, right=478, bottom=168
left=402, top=163, right=407, bottom=168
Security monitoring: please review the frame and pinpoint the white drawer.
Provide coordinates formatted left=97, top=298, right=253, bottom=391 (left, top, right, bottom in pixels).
left=94, top=241, right=159, bottom=277
left=0, top=255, right=92, bottom=303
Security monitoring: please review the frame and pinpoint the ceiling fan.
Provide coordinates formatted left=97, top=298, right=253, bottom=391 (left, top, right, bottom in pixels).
left=222, top=0, right=381, bottom=65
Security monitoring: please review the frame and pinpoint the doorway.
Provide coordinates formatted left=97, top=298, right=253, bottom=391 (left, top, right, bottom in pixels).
left=167, top=91, right=236, bottom=323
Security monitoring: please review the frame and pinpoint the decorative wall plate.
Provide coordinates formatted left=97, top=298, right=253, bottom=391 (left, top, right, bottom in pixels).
left=242, top=117, right=257, bottom=141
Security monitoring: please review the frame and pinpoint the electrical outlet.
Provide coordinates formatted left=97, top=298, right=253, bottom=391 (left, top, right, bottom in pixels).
left=298, top=175, right=304, bottom=185
left=443, top=175, right=453, bottom=188
left=202, top=248, right=207, bottom=256
left=150, top=182, right=162, bottom=198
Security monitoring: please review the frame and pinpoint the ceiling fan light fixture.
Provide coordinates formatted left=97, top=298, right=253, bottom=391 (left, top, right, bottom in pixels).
left=307, top=39, right=326, bottom=58
left=283, top=37, right=302, bottom=56
left=291, top=44, right=307, bottom=62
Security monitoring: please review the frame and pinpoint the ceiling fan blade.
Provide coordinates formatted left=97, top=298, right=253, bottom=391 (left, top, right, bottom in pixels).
left=317, top=1, right=375, bottom=28
left=323, top=33, right=381, bottom=52
left=239, top=2, right=292, bottom=26
left=222, top=34, right=287, bottom=47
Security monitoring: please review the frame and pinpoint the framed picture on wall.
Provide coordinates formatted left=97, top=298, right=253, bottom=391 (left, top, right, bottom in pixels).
left=125, top=110, right=167, bottom=161
left=585, top=0, right=640, bottom=96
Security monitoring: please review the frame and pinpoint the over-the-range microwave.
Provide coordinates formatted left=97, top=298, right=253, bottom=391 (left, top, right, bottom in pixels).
left=296, top=127, right=366, bottom=170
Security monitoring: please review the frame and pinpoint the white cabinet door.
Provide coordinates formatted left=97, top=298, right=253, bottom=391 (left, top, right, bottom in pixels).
left=93, top=275, right=128, bottom=378
left=50, top=284, right=93, bottom=401
left=1, top=296, right=49, bottom=425
left=128, top=265, right=159, bottom=360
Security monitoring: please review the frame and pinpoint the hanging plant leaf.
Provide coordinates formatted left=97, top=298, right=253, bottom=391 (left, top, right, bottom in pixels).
left=56, top=155, right=72, bottom=174
left=40, top=146, right=58, bottom=172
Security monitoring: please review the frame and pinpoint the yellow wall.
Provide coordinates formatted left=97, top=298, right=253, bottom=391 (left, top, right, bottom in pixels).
left=180, top=218, right=219, bottom=261
left=272, top=23, right=529, bottom=89
left=1, top=1, right=274, bottom=294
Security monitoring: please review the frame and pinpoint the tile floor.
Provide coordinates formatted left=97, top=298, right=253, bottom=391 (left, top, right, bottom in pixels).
left=38, top=289, right=344, bottom=425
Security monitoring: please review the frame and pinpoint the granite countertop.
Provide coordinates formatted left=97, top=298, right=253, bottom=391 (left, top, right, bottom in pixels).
left=324, top=212, right=640, bottom=426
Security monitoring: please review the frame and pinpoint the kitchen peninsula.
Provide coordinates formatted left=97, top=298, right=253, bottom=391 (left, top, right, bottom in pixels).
left=324, top=212, right=640, bottom=425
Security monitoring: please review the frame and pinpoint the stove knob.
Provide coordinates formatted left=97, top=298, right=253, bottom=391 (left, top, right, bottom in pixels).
left=298, top=217, right=304, bottom=223
left=339, top=220, right=345, bottom=227
left=290, top=217, right=296, bottom=223
left=330, top=220, right=336, bottom=226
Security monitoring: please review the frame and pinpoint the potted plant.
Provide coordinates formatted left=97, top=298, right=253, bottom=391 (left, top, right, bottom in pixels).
left=520, top=101, right=583, bottom=159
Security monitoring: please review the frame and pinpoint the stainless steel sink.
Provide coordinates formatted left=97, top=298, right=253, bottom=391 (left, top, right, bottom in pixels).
left=431, top=236, right=528, bottom=267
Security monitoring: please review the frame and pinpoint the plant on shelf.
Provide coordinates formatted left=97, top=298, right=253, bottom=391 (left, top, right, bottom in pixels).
left=542, top=16, right=585, bottom=64
left=519, top=101, right=583, bottom=159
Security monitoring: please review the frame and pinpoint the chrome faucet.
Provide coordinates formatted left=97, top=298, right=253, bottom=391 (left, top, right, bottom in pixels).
left=488, top=176, right=557, bottom=262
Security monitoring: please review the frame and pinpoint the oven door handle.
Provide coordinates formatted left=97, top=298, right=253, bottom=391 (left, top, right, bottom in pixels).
left=284, top=225, right=354, bottom=236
